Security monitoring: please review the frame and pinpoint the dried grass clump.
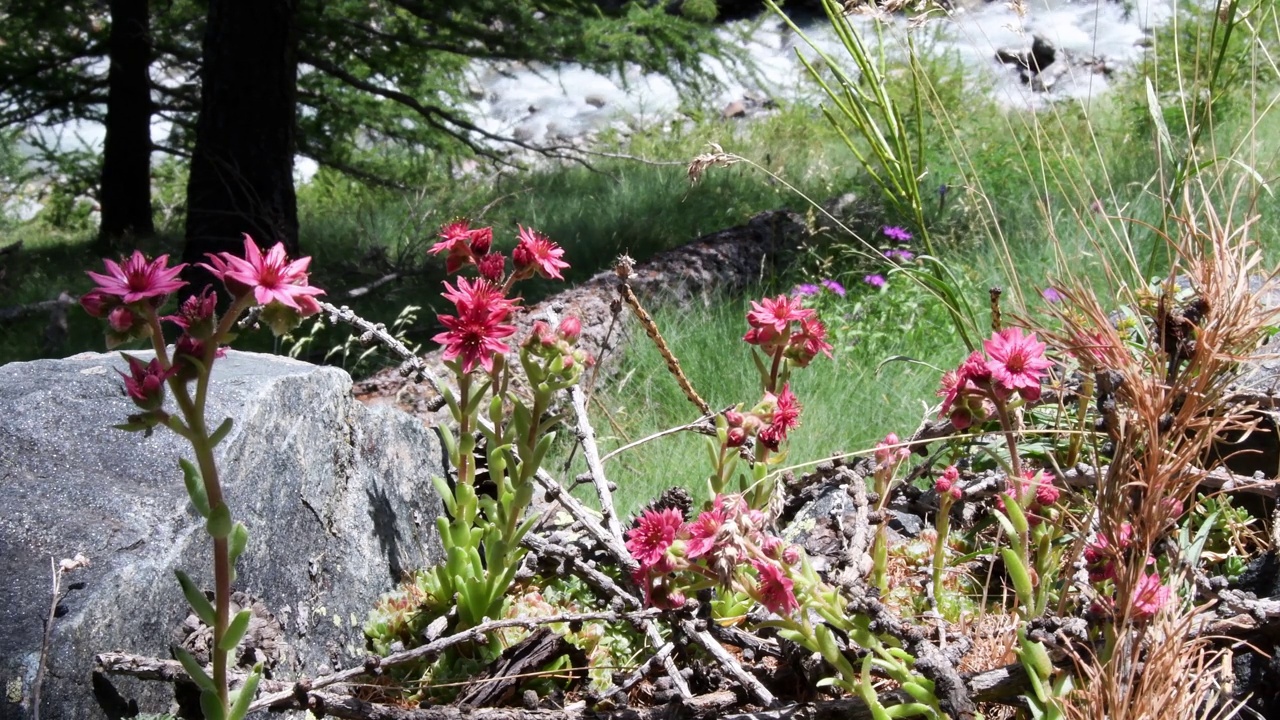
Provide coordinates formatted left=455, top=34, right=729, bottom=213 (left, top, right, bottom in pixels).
left=1060, top=610, right=1241, bottom=720
left=1040, top=193, right=1278, bottom=717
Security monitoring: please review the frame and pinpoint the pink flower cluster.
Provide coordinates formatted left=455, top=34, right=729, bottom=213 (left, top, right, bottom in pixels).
left=875, top=432, right=911, bottom=471
left=429, top=219, right=569, bottom=283
left=935, top=465, right=963, bottom=501
left=723, top=385, right=803, bottom=451
left=428, top=221, right=574, bottom=374
left=1083, top=523, right=1173, bottom=620
left=626, top=495, right=801, bottom=616
left=83, top=236, right=325, bottom=410
left=523, top=315, right=593, bottom=374
left=997, top=469, right=1060, bottom=523
left=936, top=327, right=1053, bottom=429
left=743, top=295, right=832, bottom=368
left=1083, top=522, right=1134, bottom=582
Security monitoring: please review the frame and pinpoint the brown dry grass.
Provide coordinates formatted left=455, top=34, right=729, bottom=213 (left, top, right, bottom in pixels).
left=1037, top=191, right=1278, bottom=717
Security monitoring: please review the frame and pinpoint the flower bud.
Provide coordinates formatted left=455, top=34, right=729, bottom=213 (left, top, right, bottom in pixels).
left=108, top=305, right=138, bottom=333
left=477, top=253, right=505, bottom=282
left=468, top=226, right=493, bottom=256
left=1035, top=480, right=1060, bottom=507
left=782, top=545, right=801, bottom=565
left=118, top=354, right=174, bottom=411
left=80, top=289, right=118, bottom=318
left=724, top=409, right=744, bottom=427
left=726, top=427, right=747, bottom=447
left=761, top=535, right=784, bottom=559
left=558, top=315, right=582, bottom=343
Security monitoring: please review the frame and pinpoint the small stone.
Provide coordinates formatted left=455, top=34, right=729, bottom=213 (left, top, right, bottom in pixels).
left=721, top=99, right=747, bottom=119
left=888, top=510, right=925, bottom=537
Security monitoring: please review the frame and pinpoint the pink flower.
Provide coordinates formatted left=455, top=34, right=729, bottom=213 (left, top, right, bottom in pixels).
left=429, top=220, right=478, bottom=275
left=626, top=507, right=685, bottom=570
left=745, top=295, right=814, bottom=348
left=984, top=327, right=1052, bottom=399
left=1034, top=480, right=1060, bottom=507
left=959, top=351, right=993, bottom=383
left=936, top=370, right=966, bottom=419
left=757, top=385, right=802, bottom=450
left=1084, top=522, right=1134, bottom=581
left=1131, top=572, right=1173, bottom=619
left=87, top=251, right=187, bottom=304
left=882, top=225, right=913, bottom=242
left=787, top=316, right=833, bottom=367
left=118, top=354, right=176, bottom=411
left=163, top=288, right=218, bottom=336
left=752, top=560, right=798, bottom=615
left=202, top=235, right=325, bottom=313
left=433, top=277, right=519, bottom=374
left=512, top=225, right=569, bottom=280
left=820, top=279, right=846, bottom=297
left=771, top=385, right=802, bottom=433
left=685, top=504, right=728, bottom=560
left=875, top=432, right=908, bottom=467
left=863, top=274, right=887, bottom=288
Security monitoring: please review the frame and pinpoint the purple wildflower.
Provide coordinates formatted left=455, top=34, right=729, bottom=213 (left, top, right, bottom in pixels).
left=820, top=279, right=846, bottom=297
left=864, top=274, right=887, bottom=289
left=883, top=226, right=913, bottom=243
left=884, top=249, right=915, bottom=262
left=792, top=283, right=820, bottom=297
left=1042, top=287, right=1064, bottom=303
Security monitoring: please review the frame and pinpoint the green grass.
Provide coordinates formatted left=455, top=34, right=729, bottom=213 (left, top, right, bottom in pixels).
left=567, top=280, right=964, bottom=515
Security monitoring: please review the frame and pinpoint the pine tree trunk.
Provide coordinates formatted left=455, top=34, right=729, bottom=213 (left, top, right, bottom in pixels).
left=97, top=0, right=155, bottom=248
left=182, top=0, right=300, bottom=282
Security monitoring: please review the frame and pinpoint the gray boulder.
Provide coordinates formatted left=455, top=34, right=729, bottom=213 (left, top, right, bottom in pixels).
left=0, top=350, right=445, bottom=719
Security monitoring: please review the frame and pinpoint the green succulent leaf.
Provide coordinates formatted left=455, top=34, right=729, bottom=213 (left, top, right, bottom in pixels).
left=207, top=504, right=233, bottom=539
left=180, top=459, right=211, bottom=518
left=227, top=664, right=263, bottom=720
left=209, top=417, right=234, bottom=447
left=175, top=570, right=216, bottom=627
left=220, top=609, right=252, bottom=651
left=174, top=646, right=215, bottom=693
left=199, top=689, right=227, bottom=720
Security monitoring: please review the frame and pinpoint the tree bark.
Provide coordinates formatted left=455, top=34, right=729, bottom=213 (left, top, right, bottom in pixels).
left=97, top=0, right=155, bottom=248
left=182, top=0, right=300, bottom=289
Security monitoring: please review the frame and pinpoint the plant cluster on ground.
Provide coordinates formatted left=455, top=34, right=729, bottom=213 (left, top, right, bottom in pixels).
left=20, top=0, right=1280, bottom=718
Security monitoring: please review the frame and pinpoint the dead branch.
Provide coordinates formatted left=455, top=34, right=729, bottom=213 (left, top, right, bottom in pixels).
left=596, top=641, right=675, bottom=704
left=258, top=660, right=1041, bottom=719
left=678, top=618, right=775, bottom=708
left=0, top=293, right=76, bottom=324
left=1058, top=463, right=1279, bottom=498
left=244, top=609, right=661, bottom=712
left=320, top=301, right=446, bottom=407
left=522, top=535, right=641, bottom=609
left=570, top=382, right=624, bottom=542
left=277, top=689, right=739, bottom=720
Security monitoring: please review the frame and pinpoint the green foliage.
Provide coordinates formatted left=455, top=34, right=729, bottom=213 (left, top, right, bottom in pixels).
left=1183, top=493, right=1260, bottom=580
left=0, top=0, right=731, bottom=191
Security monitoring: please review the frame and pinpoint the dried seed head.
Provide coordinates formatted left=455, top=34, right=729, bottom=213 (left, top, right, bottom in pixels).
left=687, top=143, right=738, bottom=185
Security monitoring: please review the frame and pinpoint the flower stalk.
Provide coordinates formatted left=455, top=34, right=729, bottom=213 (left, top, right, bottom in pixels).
left=83, top=237, right=324, bottom=718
